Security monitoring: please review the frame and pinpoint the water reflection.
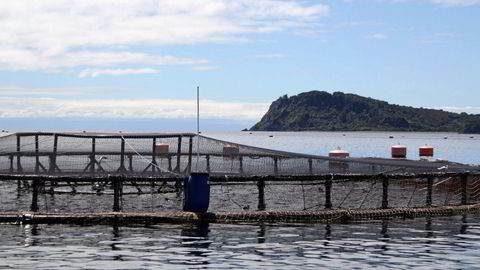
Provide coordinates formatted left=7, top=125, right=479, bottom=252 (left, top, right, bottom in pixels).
left=325, top=223, right=332, bottom=241
left=425, top=217, right=433, bottom=238
left=110, top=225, right=121, bottom=251
left=23, top=224, right=39, bottom=247
left=6, top=215, right=480, bottom=269
left=180, top=222, right=211, bottom=259
left=460, top=215, right=468, bottom=234
left=257, top=222, right=266, bottom=244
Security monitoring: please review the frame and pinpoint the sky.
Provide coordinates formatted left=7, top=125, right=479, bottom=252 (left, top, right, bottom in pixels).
left=0, top=0, right=479, bottom=131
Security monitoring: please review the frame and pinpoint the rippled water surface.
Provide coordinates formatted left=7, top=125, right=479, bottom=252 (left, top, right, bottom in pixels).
left=1, top=216, right=480, bottom=269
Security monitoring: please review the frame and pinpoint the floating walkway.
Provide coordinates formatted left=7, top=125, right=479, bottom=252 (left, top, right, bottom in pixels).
left=3, top=203, right=480, bottom=225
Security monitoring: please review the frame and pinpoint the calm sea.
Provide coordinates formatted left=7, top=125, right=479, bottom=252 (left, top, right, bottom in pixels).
left=1, top=131, right=479, bottom=269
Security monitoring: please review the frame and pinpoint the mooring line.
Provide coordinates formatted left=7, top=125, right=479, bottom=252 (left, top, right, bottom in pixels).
left=120, top=134, right=182, bottom=177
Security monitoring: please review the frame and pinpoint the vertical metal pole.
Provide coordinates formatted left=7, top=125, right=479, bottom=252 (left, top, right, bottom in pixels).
left=461, top=173, right=468, bottom=205
left=9, top=155, right=14, bottom=173
left=239, top=156, right=244, bottom=174
left=119, top=137, right=125, bottom=172
left=196, top=86, right=200, bottom=171
left=35, top=135, right=40, bottom=174
left=16, top=134, right=22, bottom=173
left=113, top=176, right=122, bottom=212
left=90, top=138, right=96, bottom=176
left=128, top=155, right=133, bottom=172
left=168, top=155, right=172, bottom=171
left=382, top=175, right=389, bottom=209
left=176, top=136, right=182, bottom=172
left=206, top=155, right=210, bottom=173
left=257, top=179, right=266, bottom=211
left=188, top=136, right=193, bottom=173
left=308, top=159, right=313, bottom=174
left=274, top=157, right=278, bottom=175
left=49, top=134, right=58, bottom=174
left=30, top=178, right=39, bottom=212
left=426, top=176, right=433, bottom=207
left=325, top=177, right=332, bottom=209
left=152, top=137, right=157, bottom=176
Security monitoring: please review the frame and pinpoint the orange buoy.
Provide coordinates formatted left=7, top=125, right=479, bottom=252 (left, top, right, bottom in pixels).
left=153, top=143, right=169, bottom=154
left=419, top=145, right=434, bottom=157
left=329, top=148, right=350, bottom=158
left=391, top=144, right=407, bottom=158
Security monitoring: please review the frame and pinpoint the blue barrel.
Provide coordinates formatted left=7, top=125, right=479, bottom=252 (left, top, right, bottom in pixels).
left=183, top=172, right=210, bottom=213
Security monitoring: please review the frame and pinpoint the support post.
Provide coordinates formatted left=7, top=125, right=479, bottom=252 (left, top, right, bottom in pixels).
left=30, top=178, right=39, bottom=212
left=128, top=155, right=133, bottom=172
left=461, top=173, right=468, bottom=205
left=35, top=135, right=40, bottom=174
left=176, top=136, right=182, bottom=172
left=426, top=176, right=433, bottom=206
left=90, top=138, right=96, bottom=176
left=118, top=138, right=126, bottom=172
left=9, top=155, right=14, bottom=174
left=257, top=179, right=266, bottom=211
left=187, top=136, right=193, bottom=173
left=325, top=177, right=332, bottom=209
left=239, top=156, right=244, bottom=175
left=206, top=155, right=210, bottom=173
left=308, top=159, right=313, bottom=174
left=274, top=157, right=278, bottom=175
left=113, top=176, right=123, bottom=212
left=382, top=175, right=389, bottom=209
left=16, top=134, right=23, bottom=173
left=152, top=138, right=157, bottom=176
left=49, top=134, right=58, bottom=174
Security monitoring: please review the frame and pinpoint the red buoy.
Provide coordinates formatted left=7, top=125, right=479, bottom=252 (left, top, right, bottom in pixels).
left=329, top=148, right=349, bottom=172
left=419, top=145, right=434, bottom=157
left=153, top=143, right=169, bottom=154
left=329, top=148, right=350, bottom=158
left=391, top=145, right=407, bottom=158
left=223, top=144, right=239, bottom=156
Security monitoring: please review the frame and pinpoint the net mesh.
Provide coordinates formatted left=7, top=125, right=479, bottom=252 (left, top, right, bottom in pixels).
left=0, top=175, right=478, bottom=215
left=0, top=132, right=479, bottom=218
left=0, top=132, right=478, bottom=176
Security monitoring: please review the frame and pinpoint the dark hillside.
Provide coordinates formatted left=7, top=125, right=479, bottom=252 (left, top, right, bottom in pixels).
left=250, top=91, right=480, bottom=133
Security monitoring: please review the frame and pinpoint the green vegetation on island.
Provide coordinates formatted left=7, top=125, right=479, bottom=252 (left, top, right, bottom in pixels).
left=250, top=91, right=480, bottom=133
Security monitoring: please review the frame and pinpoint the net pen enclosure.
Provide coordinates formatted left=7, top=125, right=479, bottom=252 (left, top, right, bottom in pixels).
left=0, top=132, right=479, bottom=225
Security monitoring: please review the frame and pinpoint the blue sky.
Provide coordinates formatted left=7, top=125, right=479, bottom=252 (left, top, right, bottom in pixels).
left=0, top=0, right=479, bottom=131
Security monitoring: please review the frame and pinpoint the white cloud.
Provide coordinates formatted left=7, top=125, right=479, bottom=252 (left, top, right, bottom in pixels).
left=0, top=97, right=269, bottom=120
left=417, top=32, right=456, bottom=43
left=0, top=1, right=329, bottom=73
left=390, top=0, right=480, bottom=6
left=429, top=0, right=480, bottom=6
left=192, top=66, right=218, bottom=71
left=0, top=86, right=115, bottom=96
left=0, top=50, right=207, bottom=72
left=79, top=68, right=161, bottom=78
left=366, top=33, right=388, bottom=40
left=255, top=53, right=286, bottom=59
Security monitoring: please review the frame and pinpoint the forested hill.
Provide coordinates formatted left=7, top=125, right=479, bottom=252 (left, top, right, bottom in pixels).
left=250, top=91, right=480, bottom=133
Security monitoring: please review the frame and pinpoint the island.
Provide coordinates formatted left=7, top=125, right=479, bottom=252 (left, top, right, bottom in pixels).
left=250, top=91, right=480, bottom=133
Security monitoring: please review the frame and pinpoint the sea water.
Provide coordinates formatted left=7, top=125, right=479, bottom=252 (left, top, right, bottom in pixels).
left=0, top=131, right=479, bottom=269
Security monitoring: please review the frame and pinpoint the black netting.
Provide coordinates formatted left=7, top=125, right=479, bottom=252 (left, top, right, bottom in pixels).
left=1, top=132, right=478, bottom=177
left=0, top=132, right=479, bottom=221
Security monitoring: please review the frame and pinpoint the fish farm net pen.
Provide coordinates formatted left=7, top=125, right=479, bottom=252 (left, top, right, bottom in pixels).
left=0, top=132, right=479, bottom=224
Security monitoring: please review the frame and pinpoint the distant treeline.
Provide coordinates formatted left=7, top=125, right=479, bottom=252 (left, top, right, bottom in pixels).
left=250, top=91, right=480, bottom=133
